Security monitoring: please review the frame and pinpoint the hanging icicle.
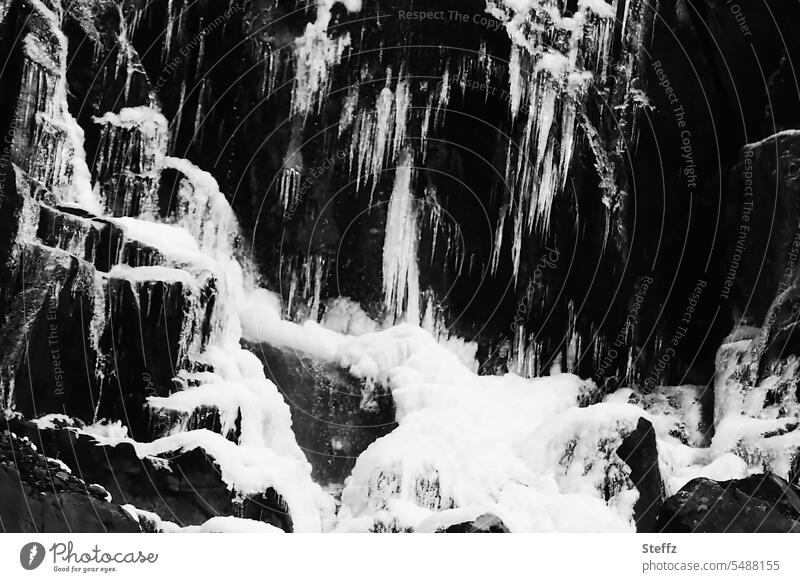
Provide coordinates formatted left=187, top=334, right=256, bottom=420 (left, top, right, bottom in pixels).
left=487, top=0, right=653, bottom=277
left=382, top=151, right=420, bottom=324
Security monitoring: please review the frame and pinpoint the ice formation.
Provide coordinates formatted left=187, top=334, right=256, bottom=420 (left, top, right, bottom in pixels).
left=278, top=0, right=654, bottom=336
left=234, top=312, right=753, bottom=531
left=707, top=327, right=800, bottom=481
left=290, top=0, right=364, bottom=120
left=13, top=0, right=97, bottom=212
left=486, top=0, right=653, bottom=276
left=382, top=152, right=421, bottom=324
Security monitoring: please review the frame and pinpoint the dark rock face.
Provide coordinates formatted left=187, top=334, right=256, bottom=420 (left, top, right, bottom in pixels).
left=96, top=272, right=217, bottom=440
left=6, top=418, right=293, bottom=531
left=616, top=417, right=665, bottom=532
left=0, top=242, right=101, bottom=420
left=657, top=474, right=800, bottom=533
left=0, top=237, right=217, bottom=437
left=239, top=490, right=293, bottom=533
left=0, top=429, right=140, bottom=532
left=246, top=341, right=396, bottom=487
left=725, top=132, right=800, bottom=329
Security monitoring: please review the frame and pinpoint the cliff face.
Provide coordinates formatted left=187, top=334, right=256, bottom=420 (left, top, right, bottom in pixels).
left=0, top=0, right=800, bottom=533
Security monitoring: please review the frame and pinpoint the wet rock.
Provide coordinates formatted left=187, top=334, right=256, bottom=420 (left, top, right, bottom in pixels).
left=442, top=513, right=509, bottom=533
left=728, top=131, right=800, bottom=331
left=238, top=489, right=293, bottom=533
left=0, top=429, right=140, bottom=532
left=245, top=341, right=396, bottom=487
left=7, top=419, right=293, bottom=531
left=616, top=417, right=665, bottom=533
left=0, top=160, right=25, bottom=275
left=0, top=242, right=102, bottom=420
left=7, top=419, right=230, bottom=526
left=36, top=204, right=127, bottom=271
left=657, top=474, right=800, bottom=532
left=95, top=268, right=218, bottom=439
left=0, top=224, right=215, bottom=433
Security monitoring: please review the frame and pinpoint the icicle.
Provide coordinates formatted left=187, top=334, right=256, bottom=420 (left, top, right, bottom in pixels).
left=382, top=151, right=420, bottom=324
left=347, top=72, right=412, bottom=198
left=193, top=78, right=208, bottom=142
left=338, top=85, right=359, bottom=137
left=309, top=256, right=325, bottom=322
left=91, top=273, right=108, bottom=422
left=171, top=78, right=187, bottom=152
left=162, top=0, right=176, bottom=64
left=290, top=1, right=360, bottom=119
left=490, top=204, right=508, bottom=275
left=279, top=168, right=301, bottom=217
left=286, top=270, right=298, bottom=320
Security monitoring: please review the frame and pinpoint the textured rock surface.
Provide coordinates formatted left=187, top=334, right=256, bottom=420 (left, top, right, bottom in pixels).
left=7, top=418, right=293, bottom=531
left=616, top=418, right=665, bottom=533
left=246, top=341, right=396, bottom=487
left=442, top=513, right=509, bottom=533
left=0, top=429, right=141, bottom=532
left=657, top=474, right=800, bottom=533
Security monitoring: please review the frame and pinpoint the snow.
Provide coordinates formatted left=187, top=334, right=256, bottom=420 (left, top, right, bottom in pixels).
left=135, top=429, right=333, bottom=531
left=240, top=293, right=481, bottom=374
left=179, top=516, right=285, bottom=533
left=265, top=318, right=772, bottom=531
left=31, top=413, right=76, bottom=430
left=578, top=0, right=616, bottom=18
left=92, top=106, right=168, bottom=131
left=108, top=264, right=198, bottom=286
left=700, top=327, right=800, bottom=480
left=347, top=76, right=414, bottom=197
left=320, top=297, right=379, bottom=336
left=121, top=505, right=181, bottom=532
left=667, top=453, right=749, bottom=493
left=110, top=217, right=218, bottom=272
left=13, top=85, right=336, bottom=530
left=70, top=421, right=335, bottom=532
left=100, top=211, right=339, bottom=532
left=240, top=289, right=346, bottom=361
left=47, top=457, right=73, bottom=474
left=604, top=385, right=707, bottom=447
left=121, top=509, right=284, bottom=533
left=330, top=321, right=645, bottom=531
left=83, top=419, right=130, bottom=442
